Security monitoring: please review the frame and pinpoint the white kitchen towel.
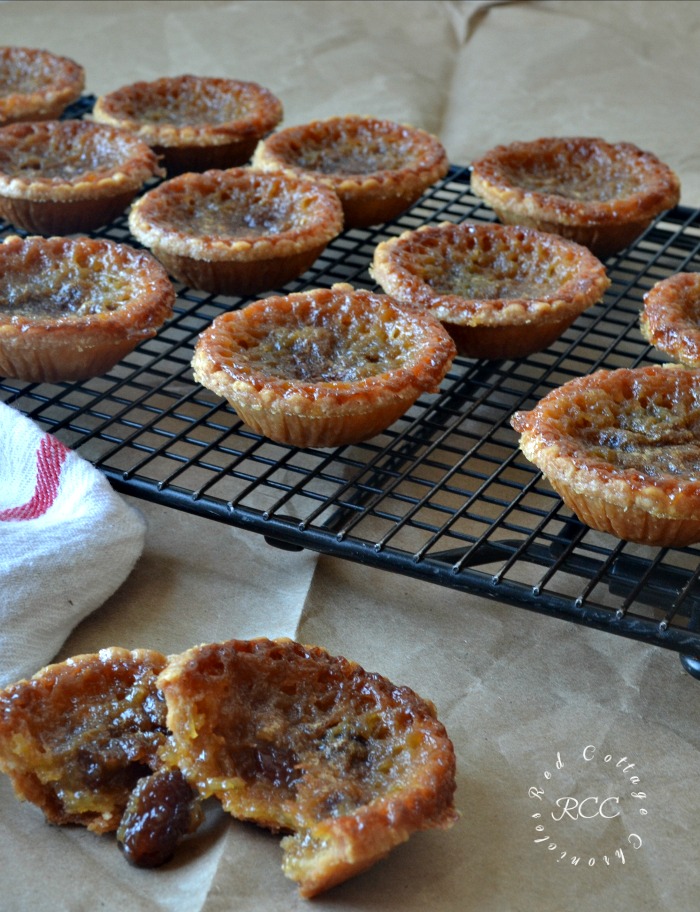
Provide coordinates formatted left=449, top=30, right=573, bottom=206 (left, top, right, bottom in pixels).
left=0, top=401, right=146, bottom=687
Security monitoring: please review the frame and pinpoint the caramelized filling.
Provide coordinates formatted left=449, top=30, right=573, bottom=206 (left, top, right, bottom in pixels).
left=0, top=649, right=169, bottom=833
left=237, top=319, right=409, bottom=382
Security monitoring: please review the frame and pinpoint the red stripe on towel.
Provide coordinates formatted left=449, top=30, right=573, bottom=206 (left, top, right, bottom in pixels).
left=0, top=435, right=69, bottom=521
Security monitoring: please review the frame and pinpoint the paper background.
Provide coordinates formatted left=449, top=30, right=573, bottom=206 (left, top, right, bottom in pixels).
left=1, top=2, right=700, bottom=910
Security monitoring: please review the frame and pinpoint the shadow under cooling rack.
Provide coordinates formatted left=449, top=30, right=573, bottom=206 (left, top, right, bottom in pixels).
left=2, top=103, right=700, bottom=676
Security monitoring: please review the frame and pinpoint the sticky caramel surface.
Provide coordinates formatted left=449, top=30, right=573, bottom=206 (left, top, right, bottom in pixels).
left=0, top=649, right=169, bottom=833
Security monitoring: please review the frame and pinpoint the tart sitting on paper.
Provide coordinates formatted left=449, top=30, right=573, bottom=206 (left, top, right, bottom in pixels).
left=371, top=221, right=610, bottom=360
left=511, top=364, right=700, bottom=547
left=640, top=272, right=700, bottom=367
left=252, top=115, right=448, bottom=228
left=157, top=637, right=459, bottom=898
left=0, top=119, right=162, bottom=234
left=128, top=167, right=344, bottom=296
left=0, top=46, right=84, bottom=126
left=470, top=137, right=680, bottom=257
left=92, top=75, right=283, bottom=175
left=0, top=234, right=175, bottom=382
left=191, top=283, right=456, bottom=448
left=0, top=648, right=170, bottom=833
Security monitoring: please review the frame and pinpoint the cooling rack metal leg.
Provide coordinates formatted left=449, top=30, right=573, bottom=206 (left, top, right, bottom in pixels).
left=680, top=652, right=700, bottom=679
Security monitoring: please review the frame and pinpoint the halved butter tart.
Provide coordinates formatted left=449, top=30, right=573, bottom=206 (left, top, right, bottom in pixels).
left=470, top=137, right=680, bottom=257
left=191, top=283, right=457, bottom=448
left=0, top=648, right=172, bottom=834
left=640, top=272, right=700, bottom=367
left=252, top=115, right=448, bottom=228
left=0, top=638, right=458, bottom=895
left=157, top=637, right=458, bottom=898
left=371, top=221, right=609, bottom=360
left=128, top=167, right=344, bottom=296
left=0, top=119, right=162, bottom=235
left=0, top=234, right=175, bottom=382
left=0, top=46, right=84, bottom=126
left=92, top=74, right=283, bottom=175
left=511, top=364, right=700, bottom=547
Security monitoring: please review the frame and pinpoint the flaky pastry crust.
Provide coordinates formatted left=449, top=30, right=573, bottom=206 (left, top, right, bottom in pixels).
left=470, top=137, right=681, bottom=257
left=252, top=115, right=448, bottom=228
left=0, top=648, right=169, bottom=833
left=157, top=637, right=458, bottom=898
left=640, top=272, right=700, bottom=367
left=191, top=283, right=456, bottom=447
left=0, top=234, right=175, bottom=382
left=92, top=75, right=283, bottom=174
left=511, top=365, right=700, bottom=546
left=128, top=167, right=343, bottom=296
left=0, top=46, right=84, bottom=126
left=0, top=119, right=162, bottom=234
left=371, top=221, right=610, bottom=359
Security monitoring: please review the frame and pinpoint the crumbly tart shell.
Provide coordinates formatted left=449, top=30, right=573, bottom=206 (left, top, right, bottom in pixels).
left=0, top=235, right=175, bottom=382
left=0, top=119, right=162, bottom=234
left=129, top=167, right=343, bottom=296
left=92, top=75, right=283, bottom=174
left=192, top=283, right=456, bottom=448
left=0, top=648, right=169, bottom=833
left=252, top=115, right=449, bottom=229
left=0, top=46, right=85, bottom=125
left=470, top=137, right=681, bottom=257
left=640, top=272, right=700, bottom=367
left=371, top=221, right=610, bottom=359
left=157, top=637, right=458, bottom=899
left=511, top=365, right=700, bottom=546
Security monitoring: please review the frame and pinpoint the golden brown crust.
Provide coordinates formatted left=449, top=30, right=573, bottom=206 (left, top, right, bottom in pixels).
left=0, top=119, right=163, bottom=234
left=191, top=283, right=456, bottom=447
left=157, top=637, right=458, bottom=898
left=640, top=272, right=700, bottom=367
left=470, top=137, right=681, bottom=257
left=511, top=364, right=700, bottom=546
left=128, top=167, right=344, bottom=296
left=371, top=221, right=610, bottom=359
left=0, top=46, right=84, bottom=125
left=92, top=75, right=283, bottom=174
left=252, top=115, right=449, bottom=228
left=0, top=648, right=169, bottom=834
left=0, top=234, right=175, bottom=382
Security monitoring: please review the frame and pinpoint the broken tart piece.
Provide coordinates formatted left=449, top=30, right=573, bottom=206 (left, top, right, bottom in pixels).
left=0, top=648, right=170, bottom=834
left=157, top=637, right=459, bottom=898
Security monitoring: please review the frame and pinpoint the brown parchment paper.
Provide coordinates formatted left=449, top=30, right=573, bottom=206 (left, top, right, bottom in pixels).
left=1, top=2, right=700, bottom=910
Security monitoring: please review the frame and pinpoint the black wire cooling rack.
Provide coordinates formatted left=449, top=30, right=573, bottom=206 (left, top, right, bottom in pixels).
left=3, top=98, right=700, bottom=676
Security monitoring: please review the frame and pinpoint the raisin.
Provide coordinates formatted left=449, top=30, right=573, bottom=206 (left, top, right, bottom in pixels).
left=117, top=769, right=202, bottom=868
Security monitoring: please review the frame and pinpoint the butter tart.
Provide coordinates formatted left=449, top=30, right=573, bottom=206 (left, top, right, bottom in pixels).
left=0, top=46, right=84, bottom=126
left=0, top=234, right=175, bottom=382
left=0, top=119, right=162, bottom=235
left=128, top=167, right=344, bottom=296
left=640, top=272, right=700, bottom=367
left=470, top=137, right=681, bottom=257
left=252, top=115, right=449, bottom=228
left=371, top=221, right=610, bottom=360
left=0, top=648, right=169, bottom=834
left=191, top=283, right=456, bottom=448
left=157, top=637, right=458, bottom=898
left=92, top=74, right=283, bottom=175
left=511, top=365, right=700, bottom=547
